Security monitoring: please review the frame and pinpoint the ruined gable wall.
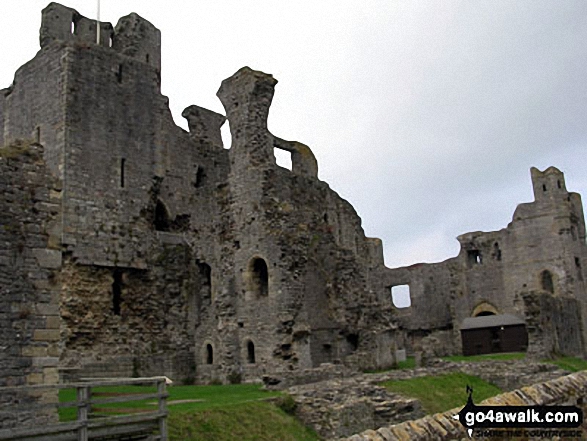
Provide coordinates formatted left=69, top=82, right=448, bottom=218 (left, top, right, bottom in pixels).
left=190, top=67, right=396, bottom=381
left=0, top=143, right=61, bottom=428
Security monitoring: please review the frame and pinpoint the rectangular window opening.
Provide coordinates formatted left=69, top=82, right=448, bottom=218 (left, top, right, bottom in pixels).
left=391, top=285, right=411, bottom=308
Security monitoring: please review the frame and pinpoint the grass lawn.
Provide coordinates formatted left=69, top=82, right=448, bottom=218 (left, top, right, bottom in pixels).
left=442, top=352, right=526, bottom=362
left=168, top=401, right=318, bottom=441
left=543, top=356, right=587, bottom=372
left=59, top=383, right=319, bottom=441
left=381, top=372, right=502, bottom=414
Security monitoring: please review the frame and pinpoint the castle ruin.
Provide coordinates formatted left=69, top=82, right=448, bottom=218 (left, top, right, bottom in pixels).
left=1, top=3, right=586, bottom=418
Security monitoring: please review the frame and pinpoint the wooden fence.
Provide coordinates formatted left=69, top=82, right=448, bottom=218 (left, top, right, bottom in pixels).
left=0, top=377, right=168, bottom=441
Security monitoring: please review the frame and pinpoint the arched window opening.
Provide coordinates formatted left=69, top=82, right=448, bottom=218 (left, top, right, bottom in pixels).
left=154, top=200, right=170, bottom=231
left=206, top=344, right=213, bottom=365
left=541, top=270, right=554, bottom=294
left=249, top=257, right=269, bottom=297
left=247, top=340, right=256, bottom=364
left=542, top=184, right=547, bottom=192
left=475, top=311, right=496, bottom=317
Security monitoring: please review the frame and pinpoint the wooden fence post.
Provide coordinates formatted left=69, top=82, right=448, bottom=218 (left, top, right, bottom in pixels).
left=157, top=379, right=168, bottom=441
left=76, top=385, right=89, bottom=441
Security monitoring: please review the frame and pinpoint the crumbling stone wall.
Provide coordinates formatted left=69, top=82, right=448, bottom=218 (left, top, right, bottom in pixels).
left=0, top=142, right=61, bottom=427
left=386, top=167, right=587, bottom=358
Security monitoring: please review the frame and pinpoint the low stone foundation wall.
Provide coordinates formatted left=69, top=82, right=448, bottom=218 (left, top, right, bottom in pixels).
left=289, top=377, right=424, bottom=439
left=284, top=359, right=570, bottom=439
left=342, top=370, right=587, bottom=441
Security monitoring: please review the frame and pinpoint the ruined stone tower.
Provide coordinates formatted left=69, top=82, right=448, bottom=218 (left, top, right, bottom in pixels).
left=1, top=3, right=397, bottom=385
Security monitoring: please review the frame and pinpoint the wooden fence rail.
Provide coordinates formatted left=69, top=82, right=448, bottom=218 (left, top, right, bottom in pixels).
left=0, top=377, right=168, bottom=441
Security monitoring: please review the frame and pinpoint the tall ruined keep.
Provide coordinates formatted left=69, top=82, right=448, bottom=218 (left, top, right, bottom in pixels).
left=0, top=3, right=396, bottom=388
left=1, top=3, right=586, bottom=406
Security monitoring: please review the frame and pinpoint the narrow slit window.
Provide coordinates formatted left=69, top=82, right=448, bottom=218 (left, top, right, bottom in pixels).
left=206, top=344, right=213, bottom=364
left=117, top=64, right=123, bottom=83
left=120, top=158, right=126, bottom=188
left=112, top=270, right=123, bottom=315
left=541, top=270, right=554, bottom=294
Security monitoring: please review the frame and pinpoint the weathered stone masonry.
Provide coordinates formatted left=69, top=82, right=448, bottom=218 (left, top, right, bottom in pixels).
left=0, top=142, right=61, bottom=428
left=1, top=2, right=397, bottom=389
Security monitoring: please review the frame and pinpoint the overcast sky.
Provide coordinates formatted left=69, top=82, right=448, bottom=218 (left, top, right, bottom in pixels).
left=1, top=2, right=586, bottom=289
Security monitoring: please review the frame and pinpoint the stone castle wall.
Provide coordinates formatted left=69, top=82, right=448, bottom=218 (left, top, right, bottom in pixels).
left=1, top=4, right=398, bottom=385
left=0, top=142, right=61, bottom=428
left=385, top=167, right=587, bottom=358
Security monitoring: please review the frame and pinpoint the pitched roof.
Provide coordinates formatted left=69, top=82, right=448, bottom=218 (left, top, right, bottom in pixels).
left=460, top=314, right=525, bottom=330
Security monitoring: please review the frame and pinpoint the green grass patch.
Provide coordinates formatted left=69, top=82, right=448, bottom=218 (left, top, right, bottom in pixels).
left=59, top=383, right=283, bottom=420
left=168, top=401, right=318, bottom=441
left=396, top=357, right=416, bottom=369
left=543, top=356, right=587, bottom=372
left=442, top=352, right=526, bottom=362
left=381, top=372, right=502, bottom=414
left=59, top=383, right=317, bottom=441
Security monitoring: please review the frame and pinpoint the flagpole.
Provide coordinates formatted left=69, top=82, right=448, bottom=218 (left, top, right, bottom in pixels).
left=96, top=0, right=101, bottom=44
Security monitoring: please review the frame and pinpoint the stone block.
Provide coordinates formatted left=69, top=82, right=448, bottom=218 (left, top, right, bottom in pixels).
left=26, top=373, right=43, bottom=385
left=22, top=346, right=48, bottom=358
left=32, top=357, right=59, bottom=368
left=35, top=303, right=59, bottom=316
left=33, top=329, right=60, bottom=342
left=31, top=249, right=62, bottom=269
left=43, top=367, right=59, bottom=384
left=45, top=316, right=60, bottom=329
